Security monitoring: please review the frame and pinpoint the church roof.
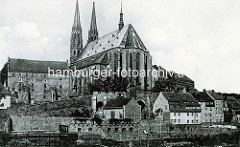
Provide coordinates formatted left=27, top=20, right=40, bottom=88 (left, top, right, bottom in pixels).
left=8, top=58, right=68, bottom=73
left=74, top=51, right=108, bottom=69
left=74, top=24, right=147, bottom=64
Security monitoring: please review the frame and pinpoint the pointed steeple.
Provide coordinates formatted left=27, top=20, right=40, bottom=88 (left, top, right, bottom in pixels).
left=88, top=2, right=98, bottom=43
left=119, top=2, right=124, bottom=30
left=70, top=0, right=83, bottom=65
left=73, top=0, right=81, bottom=28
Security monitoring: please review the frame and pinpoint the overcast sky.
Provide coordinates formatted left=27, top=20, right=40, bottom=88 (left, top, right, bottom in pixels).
left=0, top=0, right=240, bottom=93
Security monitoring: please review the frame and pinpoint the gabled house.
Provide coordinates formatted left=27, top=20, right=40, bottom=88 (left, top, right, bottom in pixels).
left=153, top=92, right=201, bottom=125
left=207, top=90, right=225, bottom=122
left=103, top=98, right=141, bottom=120
left=193, top=91, right=215, bottom=123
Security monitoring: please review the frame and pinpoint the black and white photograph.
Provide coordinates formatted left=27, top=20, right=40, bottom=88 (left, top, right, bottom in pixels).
left=0, top=0, right=240, bottom=146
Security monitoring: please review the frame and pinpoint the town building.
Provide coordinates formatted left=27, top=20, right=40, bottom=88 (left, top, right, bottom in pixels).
left=207, top=90, right=225, bottom=123
left=103, top=98, right=141, bottom=120
left=193, top=91, right=215, bottom=123
left=0, top=58, right=70, bottom=103
left=0, top=83, right=11, bottom=109
left=69, top=1, right=153, bottom=95
left=153, top=92, right=201, bottom=125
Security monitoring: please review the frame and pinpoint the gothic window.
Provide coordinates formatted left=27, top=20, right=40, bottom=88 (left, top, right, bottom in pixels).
left=120, top=52, right=123, bottom=71
left=130, top=52, right=133, bottom=81
left=73, top=50, right=76, bottom=56
left=114, top=52, right=117, bottom=77
left=144, top=55, right=148, bottom=90
left=136, top=53, right=140, bottom=83
left=108, top=52, right=112, bottom=62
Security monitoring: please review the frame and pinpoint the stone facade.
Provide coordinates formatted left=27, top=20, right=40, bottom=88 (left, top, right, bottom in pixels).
left=1, top=58, right=70, bottom=103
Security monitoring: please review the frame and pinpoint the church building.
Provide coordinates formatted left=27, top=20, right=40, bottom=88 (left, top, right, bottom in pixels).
left=69, top=1, right=153, bottom=95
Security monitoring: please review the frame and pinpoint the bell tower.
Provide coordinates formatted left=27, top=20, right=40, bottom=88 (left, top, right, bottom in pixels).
left=87, top=2, right=98, bottom=43
left=70, top=0, right=83, bottom=64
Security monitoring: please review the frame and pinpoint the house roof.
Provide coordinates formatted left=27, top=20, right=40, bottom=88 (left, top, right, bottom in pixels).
left=103, top=98, right=132, bottom=110
left=8, top=58, right=68, bottom=73
left=73, top=24, right=147, bottom=65
left=207, top=91, right=224, bottom=100
left=162, top=92, right=201, bottom=112
left=0, top=83, right=11, bottom=95
left=192, top=92, right=214, bottom=102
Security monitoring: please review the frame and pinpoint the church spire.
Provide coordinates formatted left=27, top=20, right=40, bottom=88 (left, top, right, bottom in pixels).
left=70, top=0, right=83, bottom=65
left=118, top=2, right=124, bottom=30
left=88, top=2, right=98, bottom=43
left=73, top=0, right=81, bottom=28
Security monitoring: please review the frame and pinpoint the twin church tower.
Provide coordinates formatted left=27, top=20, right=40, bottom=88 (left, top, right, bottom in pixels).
left=70, top=1, right=124, bottom=64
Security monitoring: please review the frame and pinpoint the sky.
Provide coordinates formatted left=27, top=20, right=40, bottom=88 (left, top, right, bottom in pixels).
left=0, top=0, right=240, bottom=93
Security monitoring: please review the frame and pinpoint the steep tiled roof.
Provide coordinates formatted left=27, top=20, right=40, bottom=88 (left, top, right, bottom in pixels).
left=207, top=91, right=224, bottom=100
left=193, top=92, right=214, bottom=102
left=103, top=98, right=132, bottom=109
left=74, top=51, right=108, bottom=69
left=74, top=24, right=147, bottom=64
left=0, top=83, right=11, bottom=95
left=9, top=58, right=68, bottom=73
left=162, top=92, right=201, bottom=112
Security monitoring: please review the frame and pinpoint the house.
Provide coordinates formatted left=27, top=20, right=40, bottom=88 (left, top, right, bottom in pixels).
left=103, top=98, right=141, bottom=120
left=193, top=91, right=215, bottom=123
left=153, top=92, right=201, bottom=125
left=0, top=83, right=11, bottom=109
left=207, top=90, right=225, bottom=122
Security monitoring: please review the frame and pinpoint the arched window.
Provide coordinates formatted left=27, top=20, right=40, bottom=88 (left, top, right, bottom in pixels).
left=120, top=52, right=123, bottom=71
left=144, top=55, right=148, bottom=90
left=136, top=53, right=140, bottom=84
left=130, top=52, right=133, bottom=81
left=114, top=52, right=117, bottom=77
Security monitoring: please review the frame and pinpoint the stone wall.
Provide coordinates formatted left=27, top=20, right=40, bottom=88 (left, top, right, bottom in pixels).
left=10, top=116, right=74, bottom=132
left=8, top=71, right=70, bottom=103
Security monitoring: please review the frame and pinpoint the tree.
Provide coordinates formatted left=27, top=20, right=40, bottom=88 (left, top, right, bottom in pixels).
left=89, top=77, right=128, bottom=93
left=152, top=74, right=177, bottom=92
